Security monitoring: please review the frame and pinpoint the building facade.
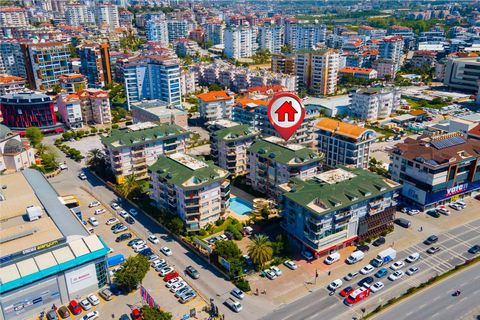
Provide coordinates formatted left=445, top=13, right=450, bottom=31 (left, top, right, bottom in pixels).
left=58, top=73, right=87, bottom=93
left=0, top=40, right=26, bottom=79
left=258, top=24, right=284, bottom=54
left=271, top=54, right=295, bottom=75
left=149, top=153, right=230, bottom=231
left=77, top=42, right=112, bottom=89
left=444, top=57, right=480, bottom=92
left=95, top=4, right=119, bottom=30
left=0, top=7, right=28, bottom=27
left=0, top=124, right=35, bottom=172
left=285, top=22, right=327, bottom=51
left=102, top=122, right=189, bottom=183
left=65, top=4, right=95, bottom=26
left=224, top=26, right=257, bottom=59
left=197, top=90, right=235, bottom=122
left=57, top=93, right=83, bottom=129
left=145, top=18, right=169, bottom=45
left=167, top=19, right=194, bottom=43
left=131, top=100, right=188, bottom=128
left=0, top=74, right=26, bottom=96
left=78, top=89, right=112, bottom=125
left=316, top=118, right=376, bottom=169
left=378, top=36, right=404, bottom=71
left=350, top=87, right=401, bottom=121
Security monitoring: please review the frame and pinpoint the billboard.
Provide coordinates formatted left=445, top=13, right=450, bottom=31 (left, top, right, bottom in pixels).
left=65, top=264, right=98, bottom=295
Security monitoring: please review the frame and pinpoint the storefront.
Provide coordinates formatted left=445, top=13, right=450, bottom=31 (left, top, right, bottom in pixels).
left=423, top=180, right=480, bottom=210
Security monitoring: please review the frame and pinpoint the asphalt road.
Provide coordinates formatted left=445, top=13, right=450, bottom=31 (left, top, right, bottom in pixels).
left=373, top=263, right=480, bottom=320
left=261, top=220, right=480, bottom=320
left=45, top=135, right=273, bottom=320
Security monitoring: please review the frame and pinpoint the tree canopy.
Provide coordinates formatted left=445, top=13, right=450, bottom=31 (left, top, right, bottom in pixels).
left=140, top=306, right=172, bottom=320
left=25, top=127, right=44, bottom=148
left=114, top=255, right=150, bottom=292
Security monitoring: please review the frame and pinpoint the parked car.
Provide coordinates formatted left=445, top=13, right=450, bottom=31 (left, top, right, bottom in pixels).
left=302, top=250, right=314, bottom=261
left=406, top=266, right=419, bottom=275
left=106, top=217, right=119, bottom=225
left=166, top=276, right=183, bottom=288
left=131, top=309, right=142, bottom=320
left=374, top=268, right=388, bottom=278
left=284, top=260, right=298, bottom=270
left=57, top=306, right=70, bottom=319
left=344, top=271, right=359, bottom=281
left=159, top=266, right=175, bottom=277
left=231, top=287, right=245, bottom=300
left=69, top=300, right=82, bottom=315
left=339, top=286, right=354, bottom=297
left=370, top=281, right=385, bottom=293
left=88, top=217, right=99, bottom=226
left=161, top=246, right=172, bottom=256
left=324, top=252, right=341, bottom=264
left=449, top=202, right=463, bottom=211
left=372, top=237, right=386, bottom=247
left=78, top=173, right=87, bottom=180
left=186, top=265, right=200, bottom=279
left=406, top=252, right=420, bottom=263
left=46, top=310, right=58, bottom=320
left=152, top=259, right=167, bottom=269
left=174, top=286, right=191, bottom=298
left=424, top=235, right=438, bottom=245
left=454, top=200, right=466, bottom=209
left=111, top=202, right=120, bottom=210
left=408, top=209, right=420, bottom=215
left=94, top=208, right=106, bottom=215
left=180, top=291, right=197, bottom=304
left=427, top=246, right=441, bottom=254
left=270, top=266, right=282, bottom=276
left=82, top=311, right=99, bottom=320
left=163, top=271, right=179, bottom=282
left=390, top=261, right=405, bottom=271
left=360, top=264, right=375, bottom=275
left=170, top=281, right=187, bottom=293
left=395, top=218, right=411, bottom=228
left=87, top=294, right=100, bottom=306
left=265, top=269, right=277, bottom=280
left=99, top=288, right=113, bottom=301
left=224, top=298, right=242, bottom=312
left=128, top=239, right=145, bottom=247
left=119, top=210, right=129, bottom=219
left=436, top=206, right=450, bottom=215
left=388, top=271, right=404, bottom=281
left=88, top=201, right=100, bottom=208
left=426, top=209, right=441, bottom=218
left=468, top=244, right=480, bottom=254
left=328, top=279, right=343, bottom=291
left=116, top=233, right=132, bottom=242
left=148, top=234, right=159, bottom=244
left=113, top=225, right=128, bottom=234
left=125, top=216, right=135, bottom=224
left=119, top=315, right=129, bottom=320
left=356, top=244, right=370, bottom=252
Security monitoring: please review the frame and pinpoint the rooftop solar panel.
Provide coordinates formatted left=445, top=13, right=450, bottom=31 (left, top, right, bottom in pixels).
left=431, top=136, right=465, bottom=150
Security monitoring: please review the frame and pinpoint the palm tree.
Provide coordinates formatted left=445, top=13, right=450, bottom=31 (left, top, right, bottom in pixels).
left=247, top=234, right=273, bottom=269
left=119, top=174, right=140, bottom=199
left=86, top=148, right=104, bottom=168
left=36, top=143, right=49, bottom=156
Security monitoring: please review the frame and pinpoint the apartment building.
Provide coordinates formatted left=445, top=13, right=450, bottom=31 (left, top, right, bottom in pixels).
left=258, top=24, right=284, bottom=54
left=224, top=26, right=257, bottom=59
left=95, top=4, right=120, bottom=30
left=387, top=25, right=415, bottom=48
left=77, top=42, right=112, bottom=89
left=444, top=57, right=480, bottom=92
left=149, top=153, right=230, bottom=231
left=411, top=50, right=437, bottom=68
left=316, top=118, right=376, bottom=169
left=146, top=18, right=169, bottom=45
left=58, top=73, right=87, bottom=93
left=210, top=124, right=259, bottom=176
left=350, top=87, right=401, bottom=121
left=175, top=38, right=199, bottom=58
left=78, top=89, right=112, bottom=125
left=167, top=19, right=194, bottom=43
left=0, top=39, right=26, bottom=78
left=180, top=69, right=197, bottom=96
left=247, top=136, right=323, bottom=198
left=295, top=48, right=340, bottom=96
left=131, top=99, right=188, bottom=128
left=389, top=132, right=480, bottom=210
left=372, top=59, right=397, bottom=79
left=271, top=54, right=295, bottom=75
left=102, top=122, right=189, bottom=183
left=65, top=4, right=95, bottom=26
left=124, top=55, right=181, bottom=107
left=57, top=93, right=83, bottom=129
left=279, top=167, right=401, bottom=257
left=285, top=22, right=327, bottom=51
left=21, top=41, right=70, bottom=90
left=0, top=74, right=26, bottom=96
left=197, top=90, right=235, bottom=122
left=339, top=67, right=378, bottom=81
left=378, top=36, right=404, bottom=71
left=0, top=7, right=28, bottom=27
left=204, top=21, right=224, bottom=45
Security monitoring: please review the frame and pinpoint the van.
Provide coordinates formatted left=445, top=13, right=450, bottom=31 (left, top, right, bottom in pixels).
left=395, top=218, right=411, bottom=228
left=346, top=250, right=365, bottom=264
left=324, top=252, right=340, bottom=265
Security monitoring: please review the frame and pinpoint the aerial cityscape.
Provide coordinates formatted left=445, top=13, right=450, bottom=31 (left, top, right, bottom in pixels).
left=1, top=0, right=480, bottom=320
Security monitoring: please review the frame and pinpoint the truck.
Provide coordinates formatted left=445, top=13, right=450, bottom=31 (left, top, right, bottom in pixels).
left=107, top=254, right=125, bottom=267
left=370, top=248, right=396, bottom=267
left=344, top=287, right=371, bottom=306
left=346, top=250, right=365, bottom=264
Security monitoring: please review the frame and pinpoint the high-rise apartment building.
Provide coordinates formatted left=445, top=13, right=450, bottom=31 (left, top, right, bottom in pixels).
left=0, top=40, right=26, bottom=79
left=197, top=90, right=235, bottom=122
left=124, top=55, right=181, bottom=107
left=444, top=57, right=480, bottom=92
left=95, top=4, right=120, bottom=30
left=258, top=24, right=284, bottom=54
left=78, top=89, right=112, bottom=125
left=204, top=21, right=224, bottom=45
left=77, top=42, right=112, bottom=88
left=285, top=22, right=327, bottom=51
left=224, top=26, right=257, bottom=59
left=65, top=4, right=95, bottom=26
left=350, top=87, right=401, bottom=121
left=378, top=36, right=404, bottom=71
left=271, top=54, right=295, bottom=75
left=0, top=7, right=28, bottom=27
left=146, top=18, right=169, bottom=45
left=0, top=74, right=26, bottom=96
left=21, top=42, right=70, bottom=90
left=295, top=48, right=340, bottom=96
left=167, top=19, right=194, bottom=43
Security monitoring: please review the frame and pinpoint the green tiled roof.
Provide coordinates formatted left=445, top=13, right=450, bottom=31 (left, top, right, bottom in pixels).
left=282, top=167, right=402, bottom=216
left=249, top=138, right=323, bottom=166
left=213, top=125, right=259, bottom=142
left=101, top=124, right=188, bottom=148
left=148, top=155, right=229, bottom=189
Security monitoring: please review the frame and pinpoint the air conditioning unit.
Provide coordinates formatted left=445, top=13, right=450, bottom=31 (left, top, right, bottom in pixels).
left=26, top=205, right=43, bottom=221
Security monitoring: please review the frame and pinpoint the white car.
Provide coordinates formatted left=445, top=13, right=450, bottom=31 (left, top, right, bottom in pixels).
left=88, top=201, right=100, bottom=208
left=60, top=163, right=68, bottom=170
left=360, top=264, right=375, bottom=275
left=106, top=217, right=119, bottom=225
left=388, top=270, right=404, bottom=281
left=406, top=266, right=419, bottom=276
left=109, top=266, right=123, bottom=277
left=161, top=246, right=172, bottom=256
left=264, top=269, right=277, bottom=280
left=111, top=202, right=120, bottom=210
left=436, top=206, right=450, bottom=215
left=148, top=234, right=160, bottom=244
left=166, top=277, right=183, bottom=288
left=152, top=259, right=166, bottom=268
left=134, top=244, right=149, bottom=253
left=82, top=311, right=99, bottom=320
left=283, top=260, right=298, bottom=270
left=94, top=208, right=106, bottom=215
left=370, top=281, right=385, bottom=293
left=328, top=279, right=343, bottom=291
left=148, top=254, right=159, bottom=262
left=454, top=200, right=466, bottom=209
left=118, top=210, right=129, bottom=219
left=79, top=173, right=87, bottom=180
left=80, top=299, right=92, bottom=310
left=405, top=252, right=420, bottom=263
left=270, top=266, right=282, bottom=276
left=159, top=266, right=175, bottom=276
left=449, top=202, right=462, bottom=211
left=113, top=225, right=127, bottom=234
left=87, top=294, right=100, bottom=306
left=408, top=209, right=420, bottom=215
left=88, top=217, right=99, bottom=227
left=129, top=208, right=138, bottom=216
left=170, top=281, right=187, bottom=292
left=390, top=261, right=405, bottom=271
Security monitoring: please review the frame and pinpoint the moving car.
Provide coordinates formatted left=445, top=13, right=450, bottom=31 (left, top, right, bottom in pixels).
left=360, top=264, right=375, bottom=275
left=94, top=208, right=106, bottom=215
left=161, top=246, right=172, bottom=256
left=88, top=201, right=100, bottom=208
left=148, top=234, right=159, bottom=244
left=468, top=244, right=480, bottom=254
left=388, top=271, right=404, bottom=281
left=390, top=261, right=405, bottom=271
left=328, top=279, right=343, bottom=291
left=284, top=260, right=298, bottom=270
left=87, top=294, right=100, bottom=306
left=427, top=246, right=441, bottom=254
left=370, top=281, right=385, bottom=293
left=374, top=268, right=388, bottom=278
left=69, top=300, right=82, bottom=315
left=406, top=266, right=419, bottom=275
left=106, top=217, right=119, bottom=225
left=406, top=252, right=420, bottom=263
left=115, top=233, right=132, bottom=242
left=186, top=265, right=200, bottom=279
left=224, top=298, right=242, bottom=312
left=372, top=237, right=386, bottom=247
left=231, top=287, right=245, bottom=300
left=424, top=235, right=438, bottom=245
left=339, top=286, right=354, bottom=297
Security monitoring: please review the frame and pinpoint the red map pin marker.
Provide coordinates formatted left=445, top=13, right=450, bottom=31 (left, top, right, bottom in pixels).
left=267, top=92, right=305, bottom=141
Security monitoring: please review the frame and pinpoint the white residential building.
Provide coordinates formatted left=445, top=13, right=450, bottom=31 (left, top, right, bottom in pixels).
left=350, top=87, right=401, bottom=121
left=95, top=4, right=119, bottom=30
left=295, top=48, right=340, bottom=96
left=149, top=153, right=231, bottom=231
left=444, top=57, right=480, bottom=92
left=205, top=21, right=224, bottom=45
left=78, top=89, right=112, bottom=125
left=0, top=74, right=26, bottom=96
left=65, top=4, right=95, bottom=26
left=258, top=24, right=284, bottom=54
left=180, top=69, right=197, bottom=96
left=285, top=22, right=327, bottom=51
left=224, top=26, right=257, bottom=59
left=378, top=36, right=404, bottom=71
left=146, top=18, right=169, bottom=45
left=0, top=7, right=28, bottom=27
left=167, top=19, right=194, bottom=43
left=197, top=90, right=235, bottom=122
left=57, top=93, right=83, bottom=129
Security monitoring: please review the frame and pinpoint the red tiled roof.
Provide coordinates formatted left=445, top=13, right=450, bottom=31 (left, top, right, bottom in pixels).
left=468, top=124, right=480, bottom=137
left=340, top=67, right=375, bottom=75
left=0, top=74, right=25, bottom=84
left=197, top=90, right=233, bottom=102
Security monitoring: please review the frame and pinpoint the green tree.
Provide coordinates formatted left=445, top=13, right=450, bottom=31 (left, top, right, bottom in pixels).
left=25, top=127, right=44, bottom=148
left=167, top=217, right=184, bottom=235
left=52, top=84, right=62, bottom=94
left=114, top=255, right=150, bottom=292
left=213, top=240, right=242, bottom=260
left=86, top=148, right=104, bottom=168
left=183, top=55, right=193, bottom=65
left=140, top=306, right=172, bottom=320
left=247, top=234, right=273, bottom=269
left=204, top=40, right=213, bottom=49
left=208, top=84, right=223, bottom=91
left=119, top=174, right=140, bottom=198
left=41, top=151, right=59, bottom=172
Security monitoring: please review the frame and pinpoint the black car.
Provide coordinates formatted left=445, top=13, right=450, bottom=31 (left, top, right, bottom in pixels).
left=139, top=248, right=153, bottom=256
left=127, top=238, right=142, bottom=246
left=111, top=223, right=123, bottom=231
left=186, top=265, right=200, bottom=279
left=116, top=232, right=132, bottom=242
left=468, top=244, right=480, bottom=254
left=372, top=237, right=386, bottom=247
left=125, top=216, right=135, bottom=224
left=357, top=276, right=374, bottom=287
left=424, top=235, right=438, bottom=245
left=356, top=244, right=370, bottom=252
left=426, top=209, right=440, bottom=218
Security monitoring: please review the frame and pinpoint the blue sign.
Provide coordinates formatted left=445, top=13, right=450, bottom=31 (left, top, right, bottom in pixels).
left=425, top=180, right=480, bottom=205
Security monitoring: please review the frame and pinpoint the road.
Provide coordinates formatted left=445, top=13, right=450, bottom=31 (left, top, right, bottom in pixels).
left=45, top=135, right=273, bottom=320
left=373, top=263, right=480, bottom=320
left=261, top=219, right=480, bottom=320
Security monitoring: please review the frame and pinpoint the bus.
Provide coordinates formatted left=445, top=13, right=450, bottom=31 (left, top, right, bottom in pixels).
left=344, top=287, right=371, bottom=306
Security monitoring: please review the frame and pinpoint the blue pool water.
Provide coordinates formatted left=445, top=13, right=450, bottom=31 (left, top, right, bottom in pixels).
left=229, top=197, right=253, bottom=215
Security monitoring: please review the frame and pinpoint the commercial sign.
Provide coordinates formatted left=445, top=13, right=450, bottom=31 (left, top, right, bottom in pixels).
left=425, top=180, right=480, bottom=205
left=445, top=183, right=468, bottom=197
left=0, top=238, right=66, bottom=264
left=65, top=264, right=98, bottom=295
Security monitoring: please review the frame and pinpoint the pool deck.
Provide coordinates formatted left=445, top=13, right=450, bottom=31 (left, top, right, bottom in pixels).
left=228, top=191, right=254, bottom=222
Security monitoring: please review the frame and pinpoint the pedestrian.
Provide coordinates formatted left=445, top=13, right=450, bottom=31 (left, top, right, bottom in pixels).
left=111, top=313, right=115, bottom=319
left=256, top=288, right=259, bottom=295
left=420, top=226, right=423, bottom=232
left=328, top=270, right=331, bottom=276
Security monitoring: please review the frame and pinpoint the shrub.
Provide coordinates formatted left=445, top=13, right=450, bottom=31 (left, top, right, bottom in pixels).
left=233, top=279, right=251, bottom=292
left=215, top=218, right=225, bottom=226
left=198, top=229, right=207, bottom=236
left=112, top=124, right=119, bottom=129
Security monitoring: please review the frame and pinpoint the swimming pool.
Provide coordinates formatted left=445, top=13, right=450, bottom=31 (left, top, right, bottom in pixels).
left=229, top=197, right=253, bottom=215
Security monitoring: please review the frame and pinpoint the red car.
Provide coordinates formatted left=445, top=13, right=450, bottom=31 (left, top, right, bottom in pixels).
left=163, top=271, right=179, bottom=282
left=131, top=308, right=142, bottom=320
left=69, top=299, right=82, bottom=315
left=339, top=286, right=354, bottom=297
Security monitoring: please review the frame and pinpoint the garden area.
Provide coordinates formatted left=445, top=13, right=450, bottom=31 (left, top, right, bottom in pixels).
left=403, top=96, right=450, bottom=110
